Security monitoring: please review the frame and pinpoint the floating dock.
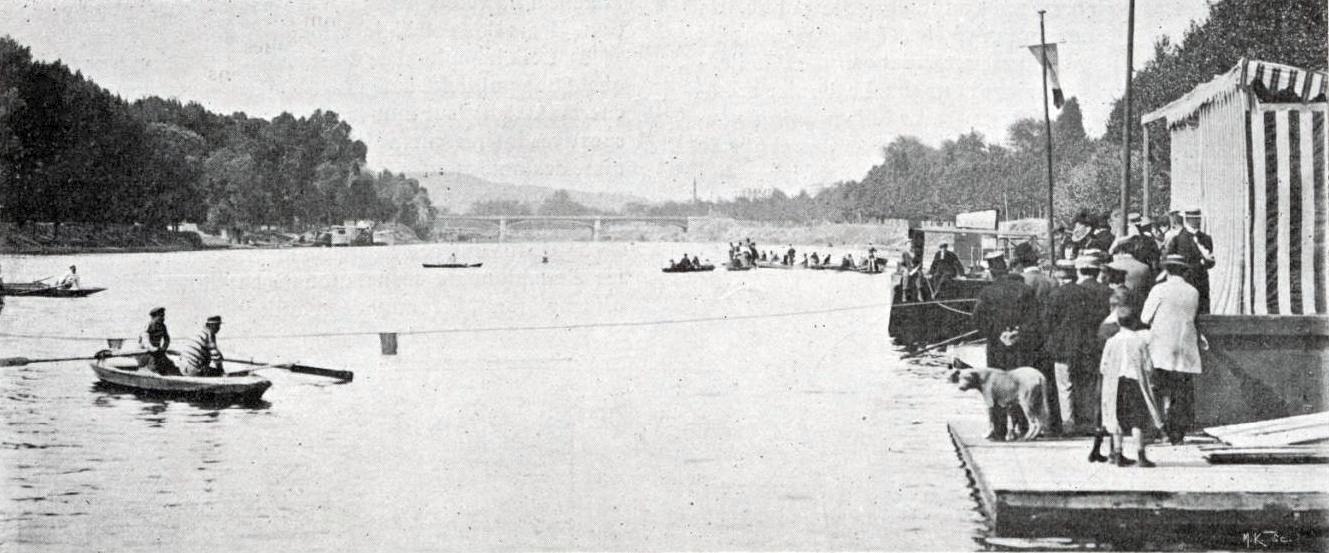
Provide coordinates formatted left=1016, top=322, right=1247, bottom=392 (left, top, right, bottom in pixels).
left=948, top=420, right=1329, bottom=544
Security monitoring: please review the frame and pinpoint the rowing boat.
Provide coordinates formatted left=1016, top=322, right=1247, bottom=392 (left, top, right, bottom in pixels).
left=422, top=262, right=483, bottom=268
left=89, top=354, right=271, bottom=402
left=2, top=282, right=106, bottom=297
left=662, top=264, right=715, bottom=273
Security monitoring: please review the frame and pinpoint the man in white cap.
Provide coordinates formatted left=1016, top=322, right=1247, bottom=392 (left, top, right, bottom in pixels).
left=1142, top=254, right=1203, bottom=445
left=982, top=250, right=1008, bottom=281
left=1165, top=208, right=1214, bottom=314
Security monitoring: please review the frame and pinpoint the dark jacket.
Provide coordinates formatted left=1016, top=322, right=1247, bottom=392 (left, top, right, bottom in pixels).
left=1089, top=229, right=1115, bottom=253
left=972, top=274, right=1040, bottom=369
left=930, top=250, right=964, bottom=279
left=1165, top=228, right=1213, bottom=314
left=1043, top=279, right=1112, bottom=365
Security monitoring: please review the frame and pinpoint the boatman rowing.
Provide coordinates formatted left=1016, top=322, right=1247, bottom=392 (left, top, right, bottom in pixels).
left=138, top=307, right=180, bottom=376
left=178, top=315, right=225, bottom=377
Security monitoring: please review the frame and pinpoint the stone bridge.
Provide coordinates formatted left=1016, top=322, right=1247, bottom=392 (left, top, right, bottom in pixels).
left=436, top=215, right=695, bottom=241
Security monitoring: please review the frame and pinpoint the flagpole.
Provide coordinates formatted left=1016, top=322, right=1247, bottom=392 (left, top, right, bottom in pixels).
left=1038, top=10, right=1055, bottom=258
left=1120, top=0, right=1135, bottom=234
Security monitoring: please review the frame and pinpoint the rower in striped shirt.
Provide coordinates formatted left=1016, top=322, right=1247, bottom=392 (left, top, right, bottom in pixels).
left=177, top=315, right=225, bottom=377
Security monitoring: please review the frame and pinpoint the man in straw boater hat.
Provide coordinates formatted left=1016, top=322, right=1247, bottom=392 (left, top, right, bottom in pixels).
left=178, top=315, right=225, bottom=377
left=970, top=249, right=1041, bottom=440
left=1041, top=254, right=1113, bottom=435
left=1164, top=207, right=1215, bottom=314
left=1142, top=254, right=1205, bottom=445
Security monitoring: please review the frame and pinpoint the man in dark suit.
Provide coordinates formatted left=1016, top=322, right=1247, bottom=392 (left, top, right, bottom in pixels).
left=1111, top=212, right=1162, bottom=270
left=929, top=243, right=965, bottom=285
left=1042, top=255, right=1113, bottom=434
left=971, top=252, right=1040, bottom=440
left=1166, top=208, right=1215, bottom=314
left=1014, top=242, right=1060, bottom=434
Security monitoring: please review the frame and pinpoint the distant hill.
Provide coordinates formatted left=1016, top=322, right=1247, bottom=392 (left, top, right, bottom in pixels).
left=410, top=171, right=648, bottom=214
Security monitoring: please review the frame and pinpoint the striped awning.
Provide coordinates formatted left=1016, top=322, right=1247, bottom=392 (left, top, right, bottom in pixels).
left=1143, top=58, right=1329, bottom=127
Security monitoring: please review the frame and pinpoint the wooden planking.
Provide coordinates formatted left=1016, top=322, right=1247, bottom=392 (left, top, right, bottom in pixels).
left=1205, top=411, right=1329, bottom=447
left=1205, top=411, right=1329, bottom=437
left=948, top=419, right=1329, bottom=538
left=1204, top=446, right=1329, bottom=464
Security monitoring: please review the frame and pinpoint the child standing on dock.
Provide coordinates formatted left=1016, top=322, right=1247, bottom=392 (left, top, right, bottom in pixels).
left=1092, top=289, right=1164, bottom=467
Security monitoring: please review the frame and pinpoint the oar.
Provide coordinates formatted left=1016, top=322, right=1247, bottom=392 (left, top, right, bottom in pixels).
left=226, top=357, right=354, bottom=381
left=0, top=350, right=146, bottom=367
left=900, top=329, right=981, bottom=359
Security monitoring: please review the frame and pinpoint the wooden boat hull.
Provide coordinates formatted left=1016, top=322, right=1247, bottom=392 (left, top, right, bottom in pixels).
left=90, top=357, right=271, bottom=402
left=888, top=277, right=989, bottom=350
left=422, top=263, right=483, bottom=268
left=3, top=283, right=106, bottom=297
left=662, top=265, right=715, bottom=273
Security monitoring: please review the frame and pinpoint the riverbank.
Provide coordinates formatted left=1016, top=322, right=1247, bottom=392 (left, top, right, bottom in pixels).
left=0, top=222, right=431, bottom=255
left=0, top=222, right=204, bottom=256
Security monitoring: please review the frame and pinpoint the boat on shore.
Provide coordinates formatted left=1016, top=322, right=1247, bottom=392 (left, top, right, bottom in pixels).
left=662, top=264, right=715, bottom=273
left=90, top=353, right=272, bottom=402
left=2, top=282, right=106, bottom=297
left=422, top=262, right=483, bottom=268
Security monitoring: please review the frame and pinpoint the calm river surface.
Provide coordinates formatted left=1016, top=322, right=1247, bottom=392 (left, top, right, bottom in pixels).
left=1, top=242, right=987, bottom=551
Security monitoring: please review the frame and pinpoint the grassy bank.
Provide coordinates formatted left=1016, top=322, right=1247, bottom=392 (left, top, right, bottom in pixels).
left=0, top=222, right=204, bottom=255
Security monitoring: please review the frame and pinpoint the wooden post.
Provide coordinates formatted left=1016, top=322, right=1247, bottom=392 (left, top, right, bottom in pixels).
left=1120, top=0, right=1136, bottom=232
left=379, top=332, right=398, bottom=355
left=1038, top=11, right=1056, bottom=258
left=1142, top=123, right=1151, bottom=217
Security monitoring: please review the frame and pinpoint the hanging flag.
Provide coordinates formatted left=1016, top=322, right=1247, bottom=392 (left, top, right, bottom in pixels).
left=1027, top=43, right=1065, bottom=108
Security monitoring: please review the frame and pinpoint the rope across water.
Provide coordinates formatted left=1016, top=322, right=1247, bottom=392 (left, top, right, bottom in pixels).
left=0, top=301, right=895, bottom=343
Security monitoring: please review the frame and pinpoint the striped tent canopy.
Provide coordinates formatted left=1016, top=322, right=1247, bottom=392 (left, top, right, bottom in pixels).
left=1143, top=58, right=1327, bottom=316
left=1145, top=59, right=1328, bottom=128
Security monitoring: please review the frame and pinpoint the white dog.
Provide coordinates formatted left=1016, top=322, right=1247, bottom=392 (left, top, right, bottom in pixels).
left=949, top=365, right=1050, bottom=441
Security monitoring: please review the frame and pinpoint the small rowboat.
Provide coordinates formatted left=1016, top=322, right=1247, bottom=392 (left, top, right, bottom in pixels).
left=2, top=282, right=106, bottom=297
left=422, top=262, right=483, bottom=268
left=90, top=354, right=271, bottom=402
left=662, top=264, right=715, bottom=273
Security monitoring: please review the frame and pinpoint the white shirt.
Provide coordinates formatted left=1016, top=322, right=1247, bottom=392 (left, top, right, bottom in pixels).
left=1142, top=275, right=1202, bottom=374
left=57, top=272, right=80, bottom=289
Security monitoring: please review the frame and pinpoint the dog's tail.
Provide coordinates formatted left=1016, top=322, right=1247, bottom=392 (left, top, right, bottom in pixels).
left=1034, top=376, right=1051, bottom=430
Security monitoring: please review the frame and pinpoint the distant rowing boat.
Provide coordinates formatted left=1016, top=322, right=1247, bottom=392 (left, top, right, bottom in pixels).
left=422, top=263, right=483, bottom=268
left=2, top=282, right=106, bottom=297
left=662, top=264, right=715, bottom=273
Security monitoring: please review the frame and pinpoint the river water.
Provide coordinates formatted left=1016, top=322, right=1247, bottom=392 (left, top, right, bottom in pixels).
left=0, top=242, right=988, bottom=551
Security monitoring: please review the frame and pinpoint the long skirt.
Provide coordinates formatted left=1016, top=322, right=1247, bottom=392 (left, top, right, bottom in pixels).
left=1115, top=376, right=1152, bottom=432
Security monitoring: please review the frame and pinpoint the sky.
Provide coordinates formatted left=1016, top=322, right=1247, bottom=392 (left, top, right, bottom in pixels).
left=1, top=0, right=1214, bottom=201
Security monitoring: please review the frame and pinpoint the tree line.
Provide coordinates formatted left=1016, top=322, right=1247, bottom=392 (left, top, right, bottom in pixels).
left=0, top=36, right=438, bottom=239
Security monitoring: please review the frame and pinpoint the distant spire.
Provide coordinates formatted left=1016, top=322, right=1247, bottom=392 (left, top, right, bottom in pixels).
left=692, top=177, right=699, bottom=203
